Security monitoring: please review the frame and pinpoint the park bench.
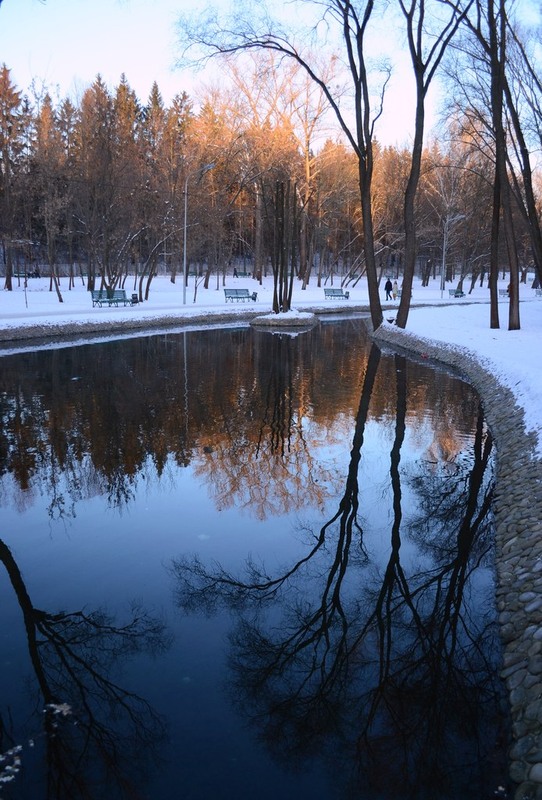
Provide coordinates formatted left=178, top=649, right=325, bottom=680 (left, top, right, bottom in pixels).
left=324, top=287, right=350, bottom=300
left=449, top=288, right=465, bottom=298
left=498, top=289, right=508, bottom=298
left=233, top=270, right=251, bottom=277
left=91, top=289, right=133, bottom=307
left=13, top=271, right=40, bottom=279
left=224, top=288, right=258, bottom=302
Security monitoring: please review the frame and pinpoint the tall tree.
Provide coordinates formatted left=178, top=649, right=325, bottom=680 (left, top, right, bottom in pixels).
left=57, top=97, right=78, bottom=286
left=75, top=75, right=142, bottom=290
left=178, top=0, right=389, bottom=330
left=224, top=51, right=331, bottom=290
left=501, top=22, right=542, bottom=289
left=33, top=93, right=65, bottom=301
left=456, top=0, right=521, bottom=329
left=161, top=91, right=193, bottom=283
left=420, top=137, right=493, bottom=292
left=485, top=0, right=520, bottom=330
left=395, top=0, right=472, bottom=329
left=0, top=64, right=24, bottom=290
left=74, top=75, right=115, bottom=289
left=113, top=74, right=145, bottom=285
left=315, top=139, right=362, bottom=285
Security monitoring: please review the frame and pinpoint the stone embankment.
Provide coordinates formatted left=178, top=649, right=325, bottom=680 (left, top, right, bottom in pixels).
left=373, top=322, right=542, bottom=800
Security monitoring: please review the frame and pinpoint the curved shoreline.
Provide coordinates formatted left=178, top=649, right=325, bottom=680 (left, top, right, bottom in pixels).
left=0, top=304, right=369, bottom=348
left=2, top=307, right=540, bottom=795
left=373, top=323, right=542, bottom=800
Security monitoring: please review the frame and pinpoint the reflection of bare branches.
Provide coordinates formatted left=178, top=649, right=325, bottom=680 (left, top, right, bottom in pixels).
left=172, top=344, right=382, bottom=616
left=349, top=363, right=503, bottom=795
left=195, top=331, right=344, bottom=521
left=0, top=540, right=171, bottom=799
left=171, top=352, right=511, bottom=798
left=1, top=324, right=483, bottom=527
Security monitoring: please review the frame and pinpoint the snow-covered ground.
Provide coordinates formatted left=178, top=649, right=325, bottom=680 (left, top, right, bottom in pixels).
left=1, top=273, right=540, bottom=456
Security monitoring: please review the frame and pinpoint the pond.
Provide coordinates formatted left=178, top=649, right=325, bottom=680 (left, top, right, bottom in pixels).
left=0, top=315, right=513, bottom=799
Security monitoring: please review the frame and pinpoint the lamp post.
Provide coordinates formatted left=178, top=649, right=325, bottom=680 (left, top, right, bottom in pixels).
left=440, top=213, right=465, bottom=299
left=182, top=162, right=215, bottom=305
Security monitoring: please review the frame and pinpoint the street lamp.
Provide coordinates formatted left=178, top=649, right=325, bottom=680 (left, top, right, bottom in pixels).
left=182, top=162, right=215, bottom=305
left=440, top=213, right=465, bottom=299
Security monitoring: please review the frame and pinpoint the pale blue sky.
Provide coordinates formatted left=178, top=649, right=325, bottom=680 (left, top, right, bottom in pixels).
left=0, top=0, right=190, bottom=103
left=0, top=0, right=449, bottom=145
left=1, top=0, right=421, bottom=141
left=2, top=0, right=541, bottom=147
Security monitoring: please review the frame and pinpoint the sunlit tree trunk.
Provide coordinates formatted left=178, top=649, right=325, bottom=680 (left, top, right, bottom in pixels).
left=178, top=0, right=386, bottom=329
left=0, top=66, right=23, bottom=292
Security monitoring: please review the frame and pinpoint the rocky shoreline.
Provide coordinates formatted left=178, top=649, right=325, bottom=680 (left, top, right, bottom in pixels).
left=374, top=323, right=542, bottom=800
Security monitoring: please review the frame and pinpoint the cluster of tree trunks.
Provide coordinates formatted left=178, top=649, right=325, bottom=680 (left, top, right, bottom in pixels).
left=1, top=0, right=541, bottom=327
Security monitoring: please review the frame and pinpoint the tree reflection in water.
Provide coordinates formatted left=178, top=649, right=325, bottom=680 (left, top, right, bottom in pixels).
left=171, top=345, right=512, bottom=799
left=0, top=539, right=171, bottom=800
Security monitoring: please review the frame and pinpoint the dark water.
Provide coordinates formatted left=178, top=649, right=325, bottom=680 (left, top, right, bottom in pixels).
left=0, top=316, right=512, bottom=799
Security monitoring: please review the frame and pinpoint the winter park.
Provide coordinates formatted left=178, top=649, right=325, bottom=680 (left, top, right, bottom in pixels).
left=2, top=0, right=542, bottom=798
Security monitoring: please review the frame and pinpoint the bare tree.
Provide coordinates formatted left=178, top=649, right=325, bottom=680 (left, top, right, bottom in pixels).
left=177, top=0, right=389, bottom=330
left=395, top=0, right=473, bottom=328
left=33, top=93, right=66, bottom=302
left=170, top=356, right=505, bottom=798
left=0, top=64, right=24, bottom=290
left=501, top=22, right=542, bottom=289
left=0, top=537, right=170, bottom=798
left=224, top=51, right=333, bottom=289
left=447, top=0, right=525, bottom=329
left=476, top=0, right=520, bottom=329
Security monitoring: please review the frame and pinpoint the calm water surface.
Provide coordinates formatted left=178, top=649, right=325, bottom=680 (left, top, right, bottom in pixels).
left=0, top=316, right=512, bottom=799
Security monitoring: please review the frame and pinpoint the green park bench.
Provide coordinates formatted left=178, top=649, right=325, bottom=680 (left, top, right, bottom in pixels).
left=91, top=289, right=133, bottom=307
left=324, top=287, right=350, bottom=300
left=224, top=288, right=258, bottom=302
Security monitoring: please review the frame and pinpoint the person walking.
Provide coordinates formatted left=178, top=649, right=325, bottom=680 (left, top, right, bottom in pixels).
left=385, top=278, right=393, bottom=300
left=392, top=280, right=398, bottom=300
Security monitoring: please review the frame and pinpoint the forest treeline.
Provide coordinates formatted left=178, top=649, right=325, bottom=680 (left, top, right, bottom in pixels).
left=0, top=0, right=541, bottom=315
